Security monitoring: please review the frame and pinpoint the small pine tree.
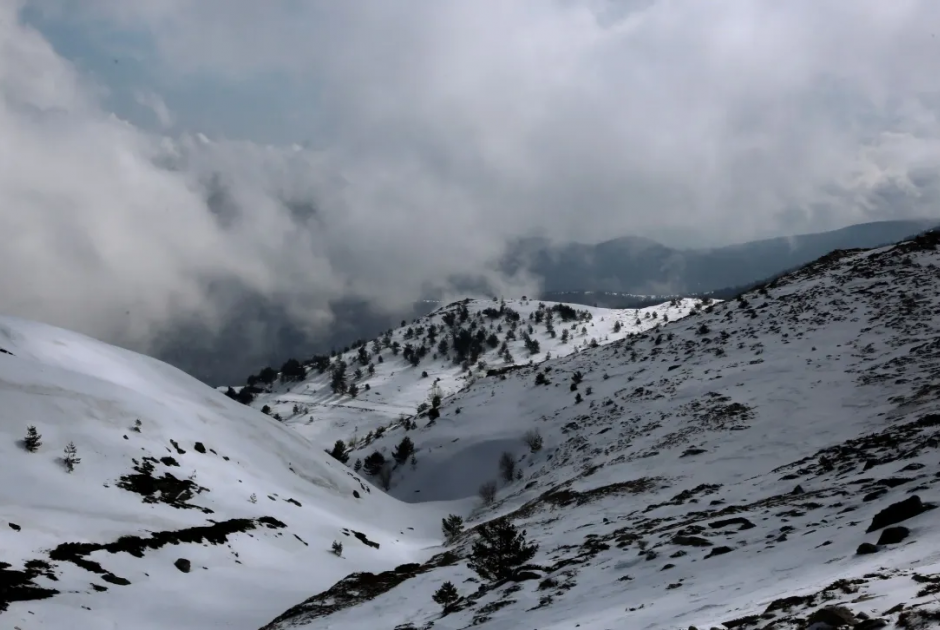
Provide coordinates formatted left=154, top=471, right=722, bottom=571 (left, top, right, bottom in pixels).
left=249, top=493, right=257, bottom=503
left=24, top=425, right=42, bottom=452
left=63, top=441, right=80, bottom=473
left=328, top=439, right=350, bottom=464
left=363, top=451, right=386, bottom=476
left=331, top=540, right=343, bottom=556
left=467, top=519, right=539, bottom=582
left=353, top=458, right=362, bottom=472
left=442, top=514, right=464, bottom=544
left=432, top=581, right=459, bottom=613
left=392, top=436, right=415, bottom=466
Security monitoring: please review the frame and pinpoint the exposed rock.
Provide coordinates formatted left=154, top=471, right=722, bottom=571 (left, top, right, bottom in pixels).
left=174, top=558, right=191, bottom=573
left=194, top=442, right=207, bottom=454
left=806, top=605, right=856, bottom=627
left=672, top=535, right=713, bottom=547
left=708, top=517, right=756, bottom=531
left=876, top=526, right=910, bottom=545
left=866, top=496, right=932, bottom=532
left=705, top=546, right=733, bottom=559
left=856, top=542, right=879, bottom=555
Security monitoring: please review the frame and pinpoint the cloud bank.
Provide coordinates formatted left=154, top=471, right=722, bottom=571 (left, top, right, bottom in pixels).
left=5, top=0, right=940, bottom=366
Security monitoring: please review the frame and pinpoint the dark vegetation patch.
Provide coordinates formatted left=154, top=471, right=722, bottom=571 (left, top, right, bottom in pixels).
left=0, top=561, right=59, bottom=612
left=115, top=457, right=210, bottom=512
left=47, top=517, right=285, bottom=586
left=259, top=551, right=460, bottom=628
left=0, top=347, right=12, bottom=356
left=341, top=529, right=380, bottom=549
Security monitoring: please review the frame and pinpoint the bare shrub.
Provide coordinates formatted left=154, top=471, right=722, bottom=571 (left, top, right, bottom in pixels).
left=479, top=480, right=498, bottom=505
left=522, top=429, right=543, bottom=453
left=498, top=452, right=516, bottom=483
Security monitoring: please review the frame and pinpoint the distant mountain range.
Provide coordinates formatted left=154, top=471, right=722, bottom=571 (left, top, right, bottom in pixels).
left=156, top=219, right=937, bottom=384
left=503, top=218, right=939, bottom=296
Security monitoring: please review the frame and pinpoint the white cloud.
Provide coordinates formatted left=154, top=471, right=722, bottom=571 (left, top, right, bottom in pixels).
left=6, top=0, right=940, bottom=354
left=135, top=90, right=174, bottom=128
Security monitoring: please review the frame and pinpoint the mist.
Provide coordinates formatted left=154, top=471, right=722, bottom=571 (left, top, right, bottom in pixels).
left=5, top=1, right=940, bottom=381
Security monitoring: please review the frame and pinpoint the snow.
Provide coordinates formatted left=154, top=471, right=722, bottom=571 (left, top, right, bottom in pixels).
left=5, top=232, right=940, bottom=630
left=0, top=317, right=446, bottom=630
left=262, top=233, right=940, bottom=629
left=249, top=298, right=702, bottom=450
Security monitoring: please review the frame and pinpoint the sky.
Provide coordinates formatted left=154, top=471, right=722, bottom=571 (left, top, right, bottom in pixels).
left=4, top=0, right=940, bottom=360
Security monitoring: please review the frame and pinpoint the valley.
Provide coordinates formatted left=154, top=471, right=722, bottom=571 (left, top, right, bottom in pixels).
left=3, top=232, right=940, bottom=629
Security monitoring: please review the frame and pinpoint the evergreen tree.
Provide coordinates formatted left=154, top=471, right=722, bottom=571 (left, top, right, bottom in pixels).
left=441, top=514, right=464, bottom=543
left=63, top=441, right=81, bottom=473
left=467, top=519, right=538, bottom=582
left=363, top=451, right=386, bottom=476
left=24, top=425, right=42, bottom=452
left=432, top=581, right=459, bottom=613
left=392, top=436, right=415, bottom=466
left=328, top=440, right=349, bottom=464
left=353, top=458, right=362, bottom=472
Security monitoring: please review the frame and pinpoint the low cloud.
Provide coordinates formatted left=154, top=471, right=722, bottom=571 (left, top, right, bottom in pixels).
left=5, top=1, right=940, bottom=367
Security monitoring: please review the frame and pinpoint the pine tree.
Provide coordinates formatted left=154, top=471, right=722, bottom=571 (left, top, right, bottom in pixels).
left=467, top=519, right=538, bottom=582
left=363, top=451, right=386, bottom=476
left=441, top=514, right=464, bottom=543
left=63, top=441, right=80, bottom=473
left=331, top=540, right=343, bottom=556
left=392, top=436, right=415, bottom=466
left=432, top=581, right=459, bottom=612
left=328, top=440, right=350, bottom=464
left=23, top=425, right=42, bottom=452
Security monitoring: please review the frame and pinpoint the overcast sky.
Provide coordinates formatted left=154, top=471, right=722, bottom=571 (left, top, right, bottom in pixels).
left=4, top=0, right=940, bottom=354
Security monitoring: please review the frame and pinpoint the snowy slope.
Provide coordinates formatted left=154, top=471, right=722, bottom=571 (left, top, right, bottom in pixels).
left=0, top=319, right=448, bottom=630
left=264, top=232, right=940, bottom=630
left=243, top=298, right=703, bottom=452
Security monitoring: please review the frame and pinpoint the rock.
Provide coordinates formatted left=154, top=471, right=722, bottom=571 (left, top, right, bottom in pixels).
left=806, top=606, right=856, bottom=627
left=705, top=546, right=733, bottom=559
left=855, top=620, right=888, bottom=630
left=876, top=525, right=910, bottom=545
left=672, top=535, right=713, bottom=547
left=174, top=558, right=192, bottom=573
left=866, top=496, right=931, bottom=532
left=792, top=484, right=805, bottom=495
left=8, top=522, right=21, bottom=531
left=708, top=517, right=756, bottom=531
left=856, top=542, right=879, bottom=555
left=510, top=570, right=541, bottom=582
left=353, top=490, right=360, bottom=498
left=194, top=442, right=206, bottom=454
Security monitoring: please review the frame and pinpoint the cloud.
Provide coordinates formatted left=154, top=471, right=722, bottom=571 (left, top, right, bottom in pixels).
left=135, top=90, right=174, bottom=128
left=5, top=0, right=940, bottom=363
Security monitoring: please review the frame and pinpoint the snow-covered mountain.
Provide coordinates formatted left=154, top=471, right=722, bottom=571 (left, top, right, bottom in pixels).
left=262, top=231, right=940, bottom=630
left=237, top=298, right=704, bottom=456
left=5, top=231, right=940, bottom=630
left=0, top=318, right=445, bottom=630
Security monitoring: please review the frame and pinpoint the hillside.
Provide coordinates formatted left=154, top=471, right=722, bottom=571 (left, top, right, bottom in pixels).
left=0, top=319, right=446, bottom=630
left=234, top=298, right=704, bottom=454
left=263, top=231, right=940, bottom=630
